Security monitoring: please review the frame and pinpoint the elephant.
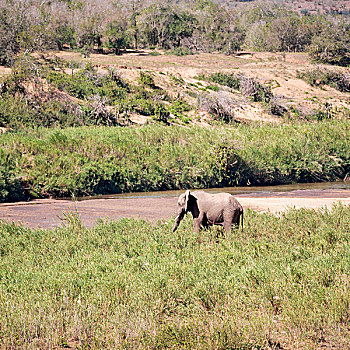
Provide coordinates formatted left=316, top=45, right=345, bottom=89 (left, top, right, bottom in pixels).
left=172, top=190, right=243, bottom=234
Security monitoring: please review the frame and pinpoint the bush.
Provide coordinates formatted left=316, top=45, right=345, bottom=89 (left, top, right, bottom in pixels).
left=148, top=51, right=161, bottom=56
left=153, top=103, right=170, bottom=123
left=138, top=71, right=155, bottom=87
left=197, top=72, right=272, bottom=103
left=133, top=98, right=156, bottom=116
left=46, top=65, right=130, bottom=103
left=0, top=148, right=26, bottom=202
left=198, top=92, right=235, bottom=123
left=239, top=75, right=272, bottom=103
left=0, top=58, right=178, bottom=128
left=202, top=72, right=240, bottom=90
left=82, top=95, right=117, bottom=126
left=0, top=92, right=91, bottom=129
left=265, top=97, right=288, bottom=117
left=166, top=47, right=194, bottom=56
left=297, top=68, right=350, bottom=92
left=168, top=99, right=192, bottom=117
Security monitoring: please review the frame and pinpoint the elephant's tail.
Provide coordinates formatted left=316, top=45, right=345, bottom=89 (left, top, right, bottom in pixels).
left=240, top=210, right=244, bottom=230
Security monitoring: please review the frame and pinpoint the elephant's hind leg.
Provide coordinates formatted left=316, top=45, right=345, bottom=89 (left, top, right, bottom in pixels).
left=223, top=212, right=241, bottom=235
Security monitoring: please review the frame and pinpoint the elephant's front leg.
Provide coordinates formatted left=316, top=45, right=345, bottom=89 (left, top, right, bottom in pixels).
left=223, top=222, right=232, bottom=235
left=193, top=217, right=202, bottom=233
left=223, top=216, right=235, bottom=235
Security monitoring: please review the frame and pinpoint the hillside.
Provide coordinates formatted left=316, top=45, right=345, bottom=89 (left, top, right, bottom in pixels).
left=48, top=50, right=350, bottom=124
left=1, top=50, right=349, bottom=129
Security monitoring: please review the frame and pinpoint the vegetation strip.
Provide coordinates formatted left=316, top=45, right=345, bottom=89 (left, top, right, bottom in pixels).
left=1, top=120, right=349, bottom=202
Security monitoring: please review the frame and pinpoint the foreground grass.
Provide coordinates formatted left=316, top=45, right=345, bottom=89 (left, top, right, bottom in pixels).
left=1, top=205, right=350, bottom=349
left=1, top=120, right=350, bottom=201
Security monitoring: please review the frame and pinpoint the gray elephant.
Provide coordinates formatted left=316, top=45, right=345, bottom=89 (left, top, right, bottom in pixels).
left=172, top=190, right=243, bottom=234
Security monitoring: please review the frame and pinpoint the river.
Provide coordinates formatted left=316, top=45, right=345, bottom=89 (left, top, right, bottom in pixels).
left=75, top=181, right=350, bottom=200
left=1, top=181, right=350, bottom=229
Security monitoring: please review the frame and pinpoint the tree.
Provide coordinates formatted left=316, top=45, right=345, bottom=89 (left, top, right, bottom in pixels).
left=105, top=21, right=128, bottom=55
left=308, top=21, right=350, bottom=66
left=244, top=10, right=322, bottom=53
left=192, top=1, right=243, bottom=53
left=0, top=0, right=29, bottom=65
left=137, top=5, right=196, bottom=49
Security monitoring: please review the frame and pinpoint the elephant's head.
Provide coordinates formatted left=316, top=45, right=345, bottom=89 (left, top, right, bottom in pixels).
left=172, top=190, right=198, bottom=232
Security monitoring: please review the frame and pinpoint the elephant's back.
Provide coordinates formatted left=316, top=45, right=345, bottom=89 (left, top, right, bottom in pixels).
left=228, top=195, right=243, bottom=210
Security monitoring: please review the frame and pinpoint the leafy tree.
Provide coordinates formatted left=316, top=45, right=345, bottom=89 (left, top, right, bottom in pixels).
left=0, top=0, right=29, bottom=65
left=137, top=5, right=196, bottom=49
left=53, top=23, right=76, bottom=50
left=308, top=21, right=350, bottom=66
left=126, top=0, right=145, bottom=49
left=192, top=1, right=243, bottom=53
left=105, top=21, right=128, bottom=55
left=245, top=10, right=323, bottom=53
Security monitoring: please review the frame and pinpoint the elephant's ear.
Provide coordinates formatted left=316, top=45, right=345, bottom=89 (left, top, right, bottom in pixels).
left=185, top=190, right=191, bottom=212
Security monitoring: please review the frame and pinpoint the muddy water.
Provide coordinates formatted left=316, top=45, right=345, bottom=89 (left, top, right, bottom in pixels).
left=75, top=181, right=350, bottom=201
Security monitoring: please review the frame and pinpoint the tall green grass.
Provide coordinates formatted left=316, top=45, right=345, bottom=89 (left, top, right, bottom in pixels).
left=1, top=205, right=350, bottom=349
left=1, top=120, right=349, bottom=201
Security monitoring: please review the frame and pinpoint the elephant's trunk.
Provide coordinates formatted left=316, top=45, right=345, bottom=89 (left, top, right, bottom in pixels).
left=172, top=211, right=185, bottom=232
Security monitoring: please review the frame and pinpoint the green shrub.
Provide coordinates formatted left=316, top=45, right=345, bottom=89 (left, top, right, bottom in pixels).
left=133, top=98, right=156, bottom=116
left=148, top=51, right=161, bottom=56
left=0, top=92, right=87, bottom=129
left=0, top=59, right=183, bottom=128
left=166, top=47, right=194, bottom=56
left=169, top=74, right=185, bottom=86
left=45, top=65, right=130, bottom=102
left=297, top=68, right=350, bottom=92
left=153, top=103, right=170, bottom=123
left=168, top=99, right=192, bottom=117
left=197, top=72, right=272, bottom=103
left=205, top=72, right=240, bottom=90
left=0, top=148, right=26, bottom=202
left=138, top=71, right=155, bottom=87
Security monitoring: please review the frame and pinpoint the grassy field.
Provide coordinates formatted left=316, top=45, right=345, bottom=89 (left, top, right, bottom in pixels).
left=1, top=120, right=349, bottom=201
left=1, top=205, right=350, bottom=349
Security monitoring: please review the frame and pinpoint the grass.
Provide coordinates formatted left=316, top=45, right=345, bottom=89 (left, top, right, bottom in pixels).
left=1, top=120, right=350, bottom=201
left=1, top=204, right=350, bottom=349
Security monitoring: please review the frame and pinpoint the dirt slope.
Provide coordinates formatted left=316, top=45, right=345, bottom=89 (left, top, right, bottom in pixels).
left=2, top=50, right=349, bottom=125
left=53, top=50, right=350, bottom=124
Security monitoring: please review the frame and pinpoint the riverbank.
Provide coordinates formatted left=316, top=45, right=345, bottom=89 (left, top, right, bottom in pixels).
left=1, top=187, right=350, bottom=229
